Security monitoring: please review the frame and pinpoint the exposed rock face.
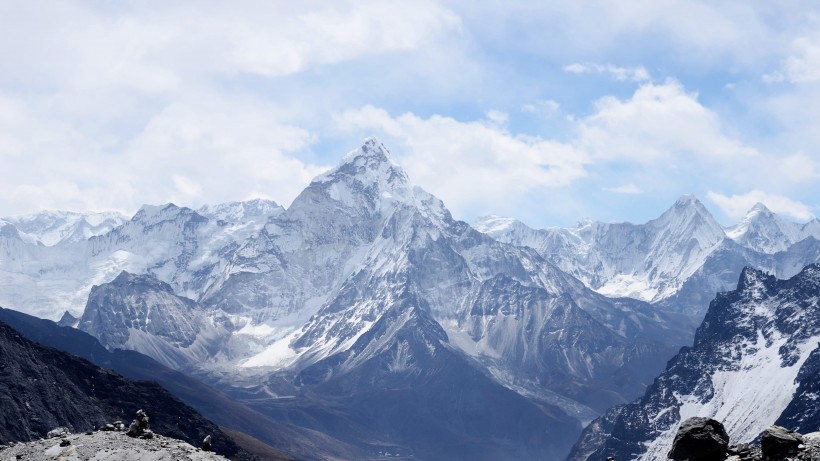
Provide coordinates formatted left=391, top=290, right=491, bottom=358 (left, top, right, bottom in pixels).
left=668, top=417, right=729, bottom=461
left=567, top=265, right=820, bottom=461
left=78, top=271, right=229, bottom=370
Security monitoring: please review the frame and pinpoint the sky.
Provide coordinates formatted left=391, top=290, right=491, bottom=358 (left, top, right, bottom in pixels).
left=1, top=1, right=820, bottom=228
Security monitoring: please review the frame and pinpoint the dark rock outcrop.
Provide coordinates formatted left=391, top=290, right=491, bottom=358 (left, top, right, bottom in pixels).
left=668, top=417, right=729, bottom=461
left=761, top=426, right=803, bottom=459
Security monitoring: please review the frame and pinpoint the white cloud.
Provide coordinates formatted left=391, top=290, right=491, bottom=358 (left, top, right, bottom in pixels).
left=456, top=2, right=799, bottom=70
left=485, top=110, right=509, bottom=125
left=577, top=80, right=758, bottom=163
left=335, top=105, right=588, bottom=215
left=604, top=184, right=643, bottom=194
left=707, top=190, right=814, bottom=221
left=0, top=92, right=327, bottom=215
left=777, top=153, right=819, bottom=182
left=563, top=63, right=650, bottom=82
left=333, top=79, right=802, bottom=221
left=0, top=1, right=462, bottom=91
left=764, top=32, right=820, bottom=83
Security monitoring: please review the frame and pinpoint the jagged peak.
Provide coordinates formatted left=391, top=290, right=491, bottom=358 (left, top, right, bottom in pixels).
left=108, top=270, right=173, bottom=292
left=131, top=203, right=204, bottom=224
left=473, top=215, right=522, bottom=235
left=653, top=195, right=721, bottom=231
left=0, top=222, right=21, bottom=239
left=342, top=136, right=394, bottom=162
left=674, top=194, right=699, bottom=207
left=736, top=266, right=776, bottom=292
left=314, top=137, right=408, bottom=187
left=667, top=194, right=711, bottom=216
left=749, top=202, right=771, bottom=214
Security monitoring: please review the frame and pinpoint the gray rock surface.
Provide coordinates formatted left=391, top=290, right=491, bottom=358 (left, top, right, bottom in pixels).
left=761, top=425, right=804, bottom=459
left=668, top=417, right=729, bottom=461
left=0, top=430, right=228, bottom=460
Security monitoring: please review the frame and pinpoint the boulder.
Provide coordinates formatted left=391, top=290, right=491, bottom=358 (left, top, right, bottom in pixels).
left=203, top=434, right=212, bottom=452
left=668, top=417, right=729, bottom=461
left=761, top=425, right=803, bottom=459
left=46, top=427, right=69, bottom=439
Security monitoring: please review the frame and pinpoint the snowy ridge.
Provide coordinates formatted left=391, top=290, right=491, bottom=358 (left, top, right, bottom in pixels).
left=477, top=196, right=820, bottom=311
left=3, top=210, right=127, bottom=246
left=569, top=264, right=820, bottom=461
left=727, top=202, right=820, bottom=253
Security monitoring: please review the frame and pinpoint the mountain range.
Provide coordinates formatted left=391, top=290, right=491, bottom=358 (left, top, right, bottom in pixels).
left=475, top=197, right=820, bottom=315
left=2, top=138, right=819, bottom=460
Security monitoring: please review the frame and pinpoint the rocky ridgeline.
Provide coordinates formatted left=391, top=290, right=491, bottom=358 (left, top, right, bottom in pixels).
left=606, top=417, right=820, bottom=461
left=0, top=410, right=222, bottom=461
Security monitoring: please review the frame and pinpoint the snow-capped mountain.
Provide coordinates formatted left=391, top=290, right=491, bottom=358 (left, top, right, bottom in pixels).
left=78, top=271, right=231, bottom=370
left=475, top=196, right=726, bottom=303
left=726, top=202, right=820, bottom=253
left=567, top=264, right=820, bottom=461
left=0, top=139, right=698, bottom=460
left=0, top=197, right=282, bottom=320
left=3, top=210, right=127, bottom=246
left=476, top=197, right=820, bottom=315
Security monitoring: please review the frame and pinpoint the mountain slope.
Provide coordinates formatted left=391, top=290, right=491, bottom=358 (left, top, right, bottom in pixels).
left=78, top=271, right=230, bottom=370
left=0, top=319, right=246, bottom=458
left=0, top=306, right=365, bottom=461
left=267, top=283, right=582, bottom=461
left=567, top=264, right=820, bottom=461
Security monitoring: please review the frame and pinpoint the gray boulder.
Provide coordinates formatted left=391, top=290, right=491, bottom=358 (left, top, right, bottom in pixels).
left=761, top=425, right=803, bottom=459
left=668, top=417, right=729, bottom=461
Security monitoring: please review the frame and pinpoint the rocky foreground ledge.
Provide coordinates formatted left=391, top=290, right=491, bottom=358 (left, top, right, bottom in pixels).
left=0, top=430, right=228, bottom=461
left=0, top=410, right=227, bottom=461
left=662, top=417, right=820, bottom=461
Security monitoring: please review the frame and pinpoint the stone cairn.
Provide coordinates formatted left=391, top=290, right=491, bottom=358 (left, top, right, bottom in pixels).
left=125, top=409, right=154, bottom=439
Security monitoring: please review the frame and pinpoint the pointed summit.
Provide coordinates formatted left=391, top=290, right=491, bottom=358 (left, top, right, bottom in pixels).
left=652, top=195, right=724, bottom=242
left=315, top=137, right=409, bottom=190
left=289, top=138, right=415, bottom=219
left=727, top=202, right=805, bottom=253
left=674, top=194, right=699, bottom=206
left=667, top=194, right=710, bottom=216
left=749, top=202, right=771, bottom=214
